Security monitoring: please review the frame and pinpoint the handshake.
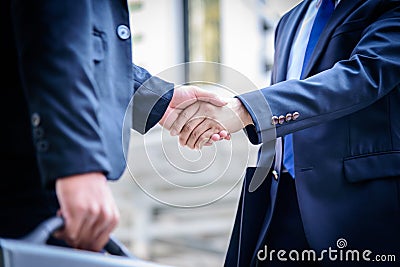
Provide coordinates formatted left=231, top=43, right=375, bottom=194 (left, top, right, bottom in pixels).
left=159, top=85, right=254, bottom=149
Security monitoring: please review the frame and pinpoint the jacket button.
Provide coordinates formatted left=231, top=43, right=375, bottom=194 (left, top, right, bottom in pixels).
left=293, top=111, right=300, bottom=120
left=271, top=116, right=279, bottom=125
left=117, top=25, right=130, bottom=40
left=31, top=113, right=41, bottom=127
left=278, top=115, right=285, bottom=124
left=285, top=113, right=293, bottom=122
left=36, top=140, right=49, bottom=152
left=33, top=127, right=44, bottom=139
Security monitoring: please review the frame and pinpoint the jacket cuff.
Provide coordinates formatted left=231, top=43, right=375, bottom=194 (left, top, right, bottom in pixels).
left=131, top=76, right=174, bottom=134
left=236, top=92, right=276, bottom=145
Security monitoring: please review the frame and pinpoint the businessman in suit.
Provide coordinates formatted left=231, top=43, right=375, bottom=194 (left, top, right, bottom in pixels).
left=1, top=0, right=226, bottom=252
left=170, top=0, right=400, bottom=266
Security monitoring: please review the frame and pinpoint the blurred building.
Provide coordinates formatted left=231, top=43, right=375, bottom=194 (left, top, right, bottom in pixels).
left=109, top=1, right=301, bottom=266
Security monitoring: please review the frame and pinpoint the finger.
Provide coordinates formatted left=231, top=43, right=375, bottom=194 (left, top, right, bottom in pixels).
left=196, top=122, right=225, bottom=149
left=61, top=209, right=86, bottom=248
left=203, top=141, right=214, bottom=146
left=196, top=128, right=219, bottom=150
left=211, top=133, right=221, bottom=142
left=91, top=211, right=119, bottom=252
left=86, top=206, right=119, bottom=251
left=218, top=130, right=231, bottom=140
left=52, top=226, right=65, bottom=241
left=204, top=138, right=215, bottom=146
left=218, top=130, right=229, bottom=139
left=210, top=130, right=231, bottom=142
left=179, top=117, right=206, bottom=147
left=72, top=205, right=100, bottom=250
left=170, top=103, right=200, bottom=136
left=186, top=120, right=215, bottom=149
left=194, top=87, right=227, bottom=107
left=202, top=131, right=229, bottom=147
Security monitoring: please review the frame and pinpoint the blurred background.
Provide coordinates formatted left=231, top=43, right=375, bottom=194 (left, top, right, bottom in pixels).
left=109, top=0, right=301, bottom=266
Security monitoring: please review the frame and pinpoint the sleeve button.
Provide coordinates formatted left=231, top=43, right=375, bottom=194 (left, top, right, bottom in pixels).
left=285, top=113, right=293, bottom=122
left=278, top=115, right=285, bottom=124
left=271, top=116, right=279, bottom=125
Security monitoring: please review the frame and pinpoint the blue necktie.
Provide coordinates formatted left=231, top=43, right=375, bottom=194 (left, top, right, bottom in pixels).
left=283, top=0, right=335, bottom=178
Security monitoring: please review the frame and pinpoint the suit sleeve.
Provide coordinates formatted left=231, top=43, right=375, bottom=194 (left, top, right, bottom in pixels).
left=238, top=15, right=284, bottom=145
left=131, top=63, right=174, bottom=134
left=12, top=0, right=111, bottom=186
left=238, top=3, right=400, bottom=144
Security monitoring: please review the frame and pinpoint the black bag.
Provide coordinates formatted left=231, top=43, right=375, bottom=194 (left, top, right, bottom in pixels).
left=0, top=216, right=172, bottom=267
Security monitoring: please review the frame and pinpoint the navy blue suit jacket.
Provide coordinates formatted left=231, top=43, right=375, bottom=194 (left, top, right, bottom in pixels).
left=226, top=0, right=400, bottom=266
left=1, top=0, right=172, bottom=237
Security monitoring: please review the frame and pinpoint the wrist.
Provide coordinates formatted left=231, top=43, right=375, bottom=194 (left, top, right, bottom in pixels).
left=230, top=98, right=254, bottom=127
left=56, top=172, right=106, bottom=186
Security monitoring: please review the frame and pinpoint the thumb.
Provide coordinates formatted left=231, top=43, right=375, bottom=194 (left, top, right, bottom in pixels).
left=159, top=106, right=180, bottom=130
left=194, top=88, right=227, bottom=107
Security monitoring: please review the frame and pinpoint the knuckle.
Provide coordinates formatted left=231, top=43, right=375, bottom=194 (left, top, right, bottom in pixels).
left=99, top=208, right=112, bottom=221
left=88, top=205, right=100, bottom=216
left=113, top=210, right=120, bottom=224
left=95, top=210, right=105, bottom=222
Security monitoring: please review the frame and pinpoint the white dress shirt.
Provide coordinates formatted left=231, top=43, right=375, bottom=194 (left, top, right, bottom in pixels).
left=287, top=0, right=340, bottom=81
left=281, top=0, right=340, bottom=173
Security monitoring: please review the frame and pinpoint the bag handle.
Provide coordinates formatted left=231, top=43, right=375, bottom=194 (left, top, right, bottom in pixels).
left=21, top=216, right=135, bottom=258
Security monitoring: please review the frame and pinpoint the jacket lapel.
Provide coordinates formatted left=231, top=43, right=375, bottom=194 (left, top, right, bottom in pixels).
left=274, top=0, right=311, bottom=83
left=301, top=0, right=365, bottom=78
left=249, top=1, right=311, bottom=263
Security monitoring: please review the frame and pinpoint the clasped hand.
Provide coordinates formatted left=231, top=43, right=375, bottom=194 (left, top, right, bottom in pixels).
left=159, top=85, right=253, bottom=149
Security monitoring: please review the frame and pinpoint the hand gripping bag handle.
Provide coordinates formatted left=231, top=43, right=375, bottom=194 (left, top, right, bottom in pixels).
left=21, top=216, right=136, bottom=259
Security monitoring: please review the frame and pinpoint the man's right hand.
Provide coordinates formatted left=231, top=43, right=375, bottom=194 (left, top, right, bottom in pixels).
left=54, top=172, right=119, bottom=252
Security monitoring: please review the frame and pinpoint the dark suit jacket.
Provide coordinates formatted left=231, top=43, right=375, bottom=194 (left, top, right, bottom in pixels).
left=226, top=0, right=400, bottom=266
left=1, top=0, right=172, bottom=237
